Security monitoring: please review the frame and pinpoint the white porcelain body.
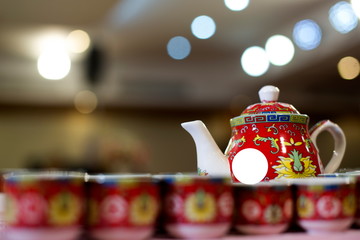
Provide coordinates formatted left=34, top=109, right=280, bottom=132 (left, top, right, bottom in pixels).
left=90, top=227, right=154, bottom=240
left=181, top=120, right=230, bottom=177
left=298, top=218, right=353, bottom=234
left=165, top=223, right=231, bottom=239
left=235, top=223, right=289, bottom=235
left=4, top=227, right=81, bottom=240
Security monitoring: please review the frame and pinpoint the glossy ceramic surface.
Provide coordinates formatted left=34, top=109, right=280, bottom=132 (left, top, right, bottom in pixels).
left=294, top=177, right=356, bottom=233
left=158, top=174, right=233, bottom=239
left=225, top=86, right=346, bottom=182
left=86, top=174, right=160, bottom=240
left=233, top=182, right=293, bottom=235
left=182, top=85, right=346, bottom=183
left=3, top=171, right=85, bottom=240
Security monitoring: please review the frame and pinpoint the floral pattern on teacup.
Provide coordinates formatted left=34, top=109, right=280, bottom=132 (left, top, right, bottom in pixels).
left=316, top=196, right=341, bottom=218
left=163, top=177, right=233, bottom=225
left=100, top=195, right=128, bottom=224
left=296, top=184, right=356, bottom=220
left=234, top=184, right=293, bottom=226
left=343, top=194, right=356, bottom=217
left=130, top=193, right=158, bottom=225
left=241, top=200, right=261, bottom=222
left=5, top=195, right=19, bottom=225
left=297, top=195, right=315, bottom=218
left=263, top=204, right=283, bottom=224
left=19, top=192, right=47, bottom=225
left=87, top=179, right=160, bottom=229
left=48, top=191, right=82, bottom=226
left=184, top=190, right=216, bottom=223
left=218, top=192, right=234, bottom=218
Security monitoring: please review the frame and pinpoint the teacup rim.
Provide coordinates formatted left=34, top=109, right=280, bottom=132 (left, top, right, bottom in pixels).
left=278, top=177, right=355, bottom=185
left=152, top=172, right=231, bottom=181
left=232, top=180, right=290, bottom=187
left=4, top=170, right=85, bottom=180
left=85, top=173, right=153, bottom=183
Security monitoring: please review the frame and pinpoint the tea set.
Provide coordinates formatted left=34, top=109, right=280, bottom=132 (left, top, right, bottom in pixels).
left=0, top=85, right=359, bottom=240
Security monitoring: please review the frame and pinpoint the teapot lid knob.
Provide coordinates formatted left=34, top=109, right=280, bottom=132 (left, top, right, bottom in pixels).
left=259, top=85, right=279, bottom=102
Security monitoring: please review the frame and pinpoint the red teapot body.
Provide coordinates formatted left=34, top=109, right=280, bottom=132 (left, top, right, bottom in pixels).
left=225, top=86, right=345, bottom=183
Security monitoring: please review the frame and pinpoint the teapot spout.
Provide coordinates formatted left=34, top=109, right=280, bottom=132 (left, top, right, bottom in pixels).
left=181, top=120, right=231, bottom=177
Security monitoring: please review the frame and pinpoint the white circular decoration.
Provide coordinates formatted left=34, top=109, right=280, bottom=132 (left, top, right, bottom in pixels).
left=241, top=199, right=261, bottom=221
left=100, top=195, right=128, bottom=224
left=316, top=196, right=341, bottom=218
left=232, top=148, right=268, bottom=184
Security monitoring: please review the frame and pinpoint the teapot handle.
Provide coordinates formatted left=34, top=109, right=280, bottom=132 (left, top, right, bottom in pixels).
left=309, top=120, right=346, bottom=173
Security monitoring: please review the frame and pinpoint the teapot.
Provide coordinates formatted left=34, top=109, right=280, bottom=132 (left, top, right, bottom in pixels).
left=181, top=85, right=346, bottom=183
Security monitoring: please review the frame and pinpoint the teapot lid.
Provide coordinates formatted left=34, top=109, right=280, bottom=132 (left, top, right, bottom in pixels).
left=241, top=85, right=300, bottom=115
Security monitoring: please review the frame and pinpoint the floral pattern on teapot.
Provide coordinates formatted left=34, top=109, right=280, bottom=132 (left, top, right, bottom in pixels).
left=227, top=111, right=320, bottom=181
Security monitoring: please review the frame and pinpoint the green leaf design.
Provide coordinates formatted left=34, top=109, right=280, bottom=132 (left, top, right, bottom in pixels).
left=289, top=150, right=303, bottom=172
left=253, top=135, right=279, bottom=154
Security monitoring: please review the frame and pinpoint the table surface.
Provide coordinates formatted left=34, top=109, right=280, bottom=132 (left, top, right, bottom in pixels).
left=1, top=226, right=360, bottom=240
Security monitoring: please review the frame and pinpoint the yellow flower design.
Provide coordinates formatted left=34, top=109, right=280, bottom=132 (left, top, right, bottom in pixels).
left=130, top=193, right=158, bottom=226
left=343, top=194, right=356, bottom=217
left=184, top=190, right=216, bottom=223
left=5, top=195, right=18, bottom=225
left=264, top=204, right=283, bottom=224
left=273, top=150, right=316, bottom=179
left=49, top=191, right=82, bottom=226
left=297, top=195, right=314, bottom=218
left=284, top=138, right=302, bottom=146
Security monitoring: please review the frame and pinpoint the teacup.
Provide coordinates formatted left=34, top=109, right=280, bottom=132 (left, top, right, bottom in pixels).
left=322, top=171, right=360, bottom=227
left=233, top=181, right=293, bottom=235
left=3, top=170, right=85, bottom=240
left=293, top=177, right=356, bottom=234
left=156, top=173, right=233, bottom=239
left=86, top=174, right=160, bottom=240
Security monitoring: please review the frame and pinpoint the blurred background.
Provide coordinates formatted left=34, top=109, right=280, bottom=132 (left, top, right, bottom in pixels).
left=0, top=0, right=359, bottom=173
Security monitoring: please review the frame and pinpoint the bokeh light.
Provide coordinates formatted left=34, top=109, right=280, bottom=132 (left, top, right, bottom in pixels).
left=265, top=35, right=295, bottom=66
left=351, top=0, right=360, bottom=18
left=74, top=90, right=98, bottom=114
left=37, top=34, right=72, bottom=80
left=241, top=46, right=270, bottom=77
left=337, top=56, right=360, bottom=80
left=67, top=30, right=91, bottom=53
left=191, top=15, right=216, bottom=39
left=293, top=19, right=322, bottom=51
left=167, top=36, right=191, bottom=60
left=37, top=50, right=71, bottom=80
left=329, top=1, right=358, bottom=34
left=224, top=0, right=249, bottom=11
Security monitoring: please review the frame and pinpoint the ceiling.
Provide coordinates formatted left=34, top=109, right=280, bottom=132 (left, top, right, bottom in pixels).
left=0, top=0, right=359, bottom=116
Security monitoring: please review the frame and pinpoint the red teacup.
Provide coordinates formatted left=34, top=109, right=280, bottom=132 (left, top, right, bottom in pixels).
left=86, top=174, right=160, bottom=240
left=157, top=174, right=233, bottom=239
left=294, top=177, right=356, bottom=233
left=233, top=181, right=293, bottom=235
left=3, top=170, right=85, bottom=240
